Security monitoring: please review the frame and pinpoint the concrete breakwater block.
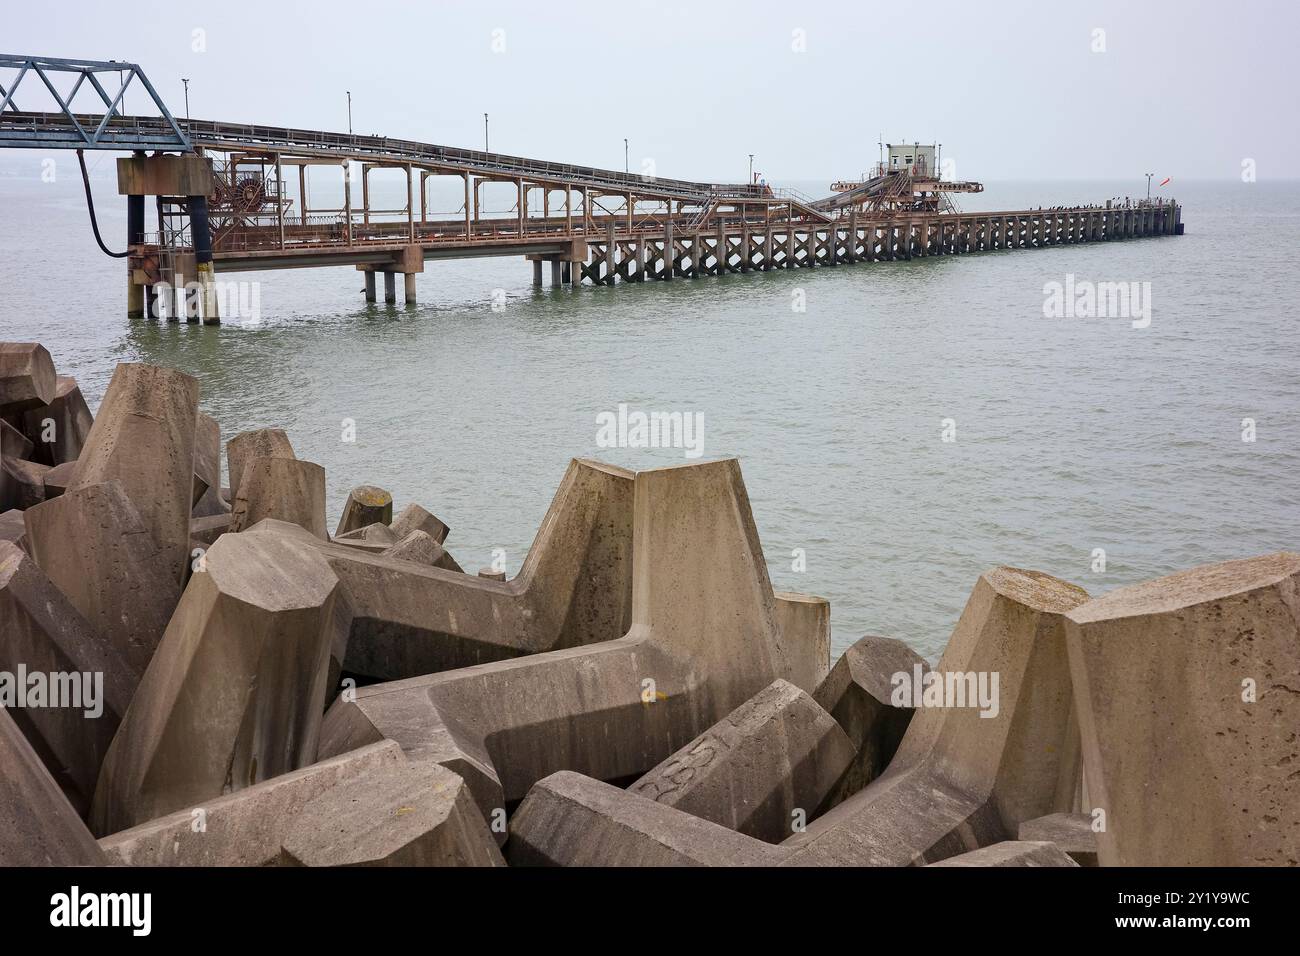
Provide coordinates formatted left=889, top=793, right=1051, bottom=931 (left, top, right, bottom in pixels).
left=391, top=502, right=449, bottom=545
left=279, top=758, right=504, bottom=867
left=22, top=375, right=94, bottom=466
left=0, top=706, right=105, bottom=866
left=301, top=458, right=635, bottom=681
left=91, top=529, right=343, bottom=836
left=1066, top=552, right=1300, bottom=867
left=813, top=635, right=928, bottom=810
left=336, top=484, right=393, bottom=537
left=66, top=362, right=199, bottom=586
left=1, top=454, right=47, bottom=510
left=192, top=411, right=227, bottom=517
left=774, top=591, right=831, bottom=693
left=319, top=458, right=825, bottom=813
left=928, top=841, right=1078, bottom=867
left=0, top=541, right=136, bottom=814
left=0, top=342, right=57, bottom=414
left=778, top=568, right=1088, bottom=866
left=1017, top=813, right=1098, bottom=866
left=25, top=480, right=181, bottom=681
left=508, top=772, right=789, bottom=866
left=628, top=678, right=854, bottom=843
left=99, top=741, right=406, bottom=866
left=226, top=426, right=296, bottom=504
left=229, top=456, right=328, bottom=538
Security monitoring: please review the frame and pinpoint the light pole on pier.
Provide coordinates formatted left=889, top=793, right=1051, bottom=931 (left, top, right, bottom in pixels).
left=1145, top=172, right=1154, bottom=200
left=485, top=113, right=490, bottom=152
left=624, top=138, right=629, bottom=173
left=181, top=78, right=190, bottom=120
left=347, top=91, right=352, bottom=134
left=748, top=153, right=754, bottom=184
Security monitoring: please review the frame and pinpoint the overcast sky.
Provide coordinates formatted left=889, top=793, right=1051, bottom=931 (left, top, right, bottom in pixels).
left=4, top=0, right=1297, bottom=182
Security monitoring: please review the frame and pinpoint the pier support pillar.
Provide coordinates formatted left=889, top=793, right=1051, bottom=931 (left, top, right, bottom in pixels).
left=364, top=270, right=376, bottom=303
left=664, top=223, right=674, bottom=280
left=190, top=195, right=220, bottom=325
left=550, top=260, right=563, bottom=286
left=126, top=193, right=145, bottom=318
left=404, top=272, right=417, bottom=304
left=383, top=271, right=396, bottom=304
left=532, top=259, right=543, bottom=287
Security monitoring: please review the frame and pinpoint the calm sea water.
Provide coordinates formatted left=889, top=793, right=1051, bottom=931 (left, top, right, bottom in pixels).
left=1, top=166, right=1296, bottom=660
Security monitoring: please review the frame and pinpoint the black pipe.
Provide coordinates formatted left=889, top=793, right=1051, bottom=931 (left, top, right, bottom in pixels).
left=76, top=149, right=129, bottom=258
left=189, top=194, right=213, bottom=264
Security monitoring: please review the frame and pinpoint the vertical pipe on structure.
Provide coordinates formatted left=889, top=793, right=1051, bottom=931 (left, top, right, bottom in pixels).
left=299, top=165, right=309, bottom=225
left=473, top=179, right=480, bottom=222
left=626, top=192, right=633, bottom=233
left=126, top=192, right=145, bottom=317
left=517, top=178, right=525, bottom=236
left=605, top=220, right=616, bottom=285
left=464, top=174, right=471, bottom=238
left=363, top=166, right=373, bottom=227
left=565, top=186, right=572, bottom=235
left=664, top=220, right=674, bottom=281
left=343, top=160, right=353, bottom=246
left=189, top=194, right=220, bottom=325
left=406, top=165, right=414, bottom=242
left=275, top=154, right=285, bottom=249
left=419, top=172, right=427, bottom=225
left=848, top=208, right=858, bottom=263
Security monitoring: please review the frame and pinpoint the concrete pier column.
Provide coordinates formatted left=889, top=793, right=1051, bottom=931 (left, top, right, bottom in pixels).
left=364, top=270, right=377, bottom=303
left=562, top=261, right=572, bottom=285
left=532, top=259, right=543, bottom=287
left=404, top=272, right=417, bottom=304
left=664, top=223, right=674, bottom=280
left=126, top=193, right=145, bottom=318
left=383, top=271, right=396, bottom=303
left=190, top=195, right=220, bottom=325
left=550, top=260, right=562, bottom=286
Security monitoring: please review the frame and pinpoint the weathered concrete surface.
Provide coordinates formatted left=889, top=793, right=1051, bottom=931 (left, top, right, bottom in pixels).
left=0, top=706, right=106, bottom=865
left=813, top=635, right=927, bottom=809
left=928, top=841, right=1078, bottom=867
left=228, top=457, right=327, bottom=538
left=42, top=459, right=77, bottom=498
left=1018, top=812, right=1098, bottom=866
left=91, top=529, right=343, bottom=836
left=336, top=484, right=393, bottom=537
left=0, top=342, right=57, bottom=414
left=24, top=481, right=181, bottom=679
left=226, top=427, right=295, bottom=503
left=1066, top=552, right=1300, bottom=867
left=629, top=679, right=853, bottom=843
left=22, top=375, right=93, bottom=466
left=391, top=502, right=449, bottom=545
left=333, top=521, right=398, bottom=549
left=0, top=508, right=27, bottom=552
left=99, top=741, right=406, bottom=866
left=382, top=528, right=459, bottom=570
left=0, top=541, right=137, bottom=813
left=279, top=758, right=504, bottom=867
left=319, top=459, right=806, bottom=811
left=774, top=591, right=831, bottom=694
left=1, top=455, right=48, bottom=509
left=0, top=418, right=34, bottom=460
left=291, top=458, right=635, bottom=681
left=779, top=568, right=1088, bottom=866
left=192, top=411, right=227, bottom=517
left=190, top=513, right=231, bottom=548
left=508, top=771, right=789, bottom=866
left=66, top=362, right=199, bottom=585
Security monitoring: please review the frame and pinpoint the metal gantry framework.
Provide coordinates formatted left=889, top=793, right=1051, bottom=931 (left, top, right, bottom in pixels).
left=0, top=55, right=189, bottom=150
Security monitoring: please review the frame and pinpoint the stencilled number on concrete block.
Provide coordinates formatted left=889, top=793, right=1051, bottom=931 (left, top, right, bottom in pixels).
left=190, top=547, right=207, bottom=574
left=490, top=808, right=507, bottom=834
left=191, top=807, right=207, bottom=833
left=341, top=417, right=356, bottom=443
left=791, top=547, right=806, bottom=573
left=1091, top=548, right=1107, bottom=573
left=941, top=417, right=957, bottom=443
left=1241, top=677, right=1256, bottom=703
left=1241, top=417, right=1256, bottom=442
left=791, top=808, right=807, bottom=833
left=340, top=678, right=357, bottom=704
left=1091, top=808, right=1107, bottom=833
